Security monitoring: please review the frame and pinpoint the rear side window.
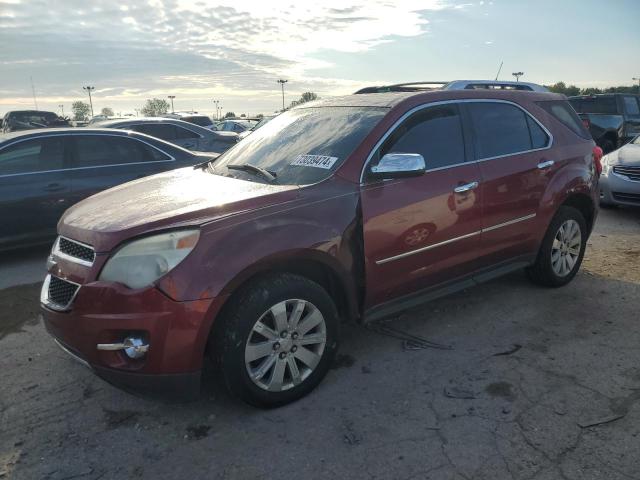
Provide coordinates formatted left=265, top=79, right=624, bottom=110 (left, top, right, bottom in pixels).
left=0, top=137, right=65, bottom=175
left=174, top=126, right=200, bottom=139
left=622, top=96, right=640, bottom=116
left=130, top=124, right=177, bottom=140
left=378, top=104, right=466, bottom=170
left=73, top=135, right=169, bottom=168
left=536, top=100, right=591, bottom=139
left=569, top=96, right=617, bottom=115
left=467, top=103, right=545, bottom=159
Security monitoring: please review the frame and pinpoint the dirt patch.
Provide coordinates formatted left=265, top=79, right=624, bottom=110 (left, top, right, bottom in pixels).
left=103, top=409, right=141, bottom=429
left=583, top=234, right=640, bottom=284
left=0, top=282, right=42, bottom=340
left=485, top=381, right=516, bottom=401
left=186, top=424, right=211, bottom=440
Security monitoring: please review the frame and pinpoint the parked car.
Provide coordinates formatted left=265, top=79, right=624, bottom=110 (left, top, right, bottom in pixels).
left=2, top=110, right=70, bottom=133
left=237, top=115, right=276, bottom=141
left=88, top=115, right=128, bottom=125
left=214, top=119, right=257, bottom=133
left=41, top=82, right=600, bottom=407
left=0, top=128, right=216, bottom=251
left=599, top=135, right=640, bottom=207
left=163, top=112, right=216, bottom=130
left=568, top=94, right=640, bottom=153
left=99, top=118, right=237, bottom=153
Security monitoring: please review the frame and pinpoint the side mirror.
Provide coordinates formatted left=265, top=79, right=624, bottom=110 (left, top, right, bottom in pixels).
left=370, top=153, right=426, bottom=179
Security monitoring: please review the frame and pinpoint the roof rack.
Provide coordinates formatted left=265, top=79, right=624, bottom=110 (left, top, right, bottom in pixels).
left=354, top=80, right=549, bottom=94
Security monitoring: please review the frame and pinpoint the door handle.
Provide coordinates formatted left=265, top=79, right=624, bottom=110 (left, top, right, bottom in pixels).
left=454, top=181, right=479, bottom=194
left=44, top=183, right=65, bottom=192
left=537, top=160, right=555, bottom=170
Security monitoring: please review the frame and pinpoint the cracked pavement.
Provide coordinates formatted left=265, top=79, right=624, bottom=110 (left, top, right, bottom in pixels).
left=1, top=208, right=640, bottom=480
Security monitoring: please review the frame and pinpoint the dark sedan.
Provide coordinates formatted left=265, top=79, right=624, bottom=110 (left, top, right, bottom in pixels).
left=97, top=118, right=238, bottom=153
left=0, top=128, right=215, bottom=251
left=2, top=110, right=70, bottom=133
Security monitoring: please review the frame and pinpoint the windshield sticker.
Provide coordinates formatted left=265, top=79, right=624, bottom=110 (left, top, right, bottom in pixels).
left=291, top=154, right=338, bottom=169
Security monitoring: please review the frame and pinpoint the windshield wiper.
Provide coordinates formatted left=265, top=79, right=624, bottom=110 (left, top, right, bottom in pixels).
left=227, top=163, right=277, bottom=183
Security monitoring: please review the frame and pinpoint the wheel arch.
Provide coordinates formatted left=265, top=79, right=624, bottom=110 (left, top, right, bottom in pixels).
left=560, top=192, right=595, bottom=234
left=203, top=249, right=360, bottom=355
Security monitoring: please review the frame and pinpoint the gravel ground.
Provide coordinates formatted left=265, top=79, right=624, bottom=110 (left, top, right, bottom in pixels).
left=1, top=207, right=639, bottom=480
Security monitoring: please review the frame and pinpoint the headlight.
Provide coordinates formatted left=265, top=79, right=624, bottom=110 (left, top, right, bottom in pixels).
left=601, top=154, right=611, bottom=174
left=99, top=230, right=200, bottom=289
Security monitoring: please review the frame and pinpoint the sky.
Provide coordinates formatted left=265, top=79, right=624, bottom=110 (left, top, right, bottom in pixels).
left=0, top=0, right=639, bottom=117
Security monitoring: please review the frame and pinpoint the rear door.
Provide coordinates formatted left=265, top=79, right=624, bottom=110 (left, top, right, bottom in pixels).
left=0, top=135, right=71, bottom=248
left=464, top=101, right=552, bottom=267
left=68, top=134, right=175, bottom=205
left=361, top=103, right=483, bottom=309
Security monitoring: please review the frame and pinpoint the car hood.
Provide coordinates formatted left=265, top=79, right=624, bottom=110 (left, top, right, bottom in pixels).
left=59, top=167, right=299, bottom=252
left=611, top=143, right=640, bottom=166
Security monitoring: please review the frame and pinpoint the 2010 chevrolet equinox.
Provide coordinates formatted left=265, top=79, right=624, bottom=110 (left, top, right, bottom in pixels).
left=41, top=82, right=601, bottom=407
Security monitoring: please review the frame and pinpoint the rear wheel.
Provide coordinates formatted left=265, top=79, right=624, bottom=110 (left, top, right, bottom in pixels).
left=527, top=206, right=587, bottom=287
left=212, top=273, right=339, bottom=407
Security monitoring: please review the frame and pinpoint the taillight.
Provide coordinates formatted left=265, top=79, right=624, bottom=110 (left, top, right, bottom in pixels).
left=593, top=146, right=603, bottom=176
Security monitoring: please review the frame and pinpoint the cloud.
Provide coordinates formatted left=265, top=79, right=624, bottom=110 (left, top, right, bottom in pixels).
left=0, top=0, right=450, bottom=113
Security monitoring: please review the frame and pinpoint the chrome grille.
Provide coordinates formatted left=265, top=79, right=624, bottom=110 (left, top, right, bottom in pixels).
left=613, top=166, right=640, bottom=182
left=43, top=275, right=80, bottom=311
left=612, top=192, right=640, bottom=204
left=55, top=236, right=95, bottom=265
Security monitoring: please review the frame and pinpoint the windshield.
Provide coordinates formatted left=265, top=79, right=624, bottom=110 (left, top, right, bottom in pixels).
left=211, top=107, right=386, bottom=185
left=11, top=111, right=64, bottom=126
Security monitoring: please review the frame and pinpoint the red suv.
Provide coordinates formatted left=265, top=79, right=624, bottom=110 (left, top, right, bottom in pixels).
left=41, top=82, right=600, bottom=407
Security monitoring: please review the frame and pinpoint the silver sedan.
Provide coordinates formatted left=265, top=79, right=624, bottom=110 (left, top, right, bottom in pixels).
left=600, top=136, right=640, bottom=207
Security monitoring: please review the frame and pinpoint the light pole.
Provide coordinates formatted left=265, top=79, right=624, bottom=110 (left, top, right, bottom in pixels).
left=168, top=95, right=176, bottom=113
left=277, top=79, right=288, bottom=111
left=83, top=86, right=95, bottom=117
left=213, top=99, right=219, bottom=120
left=633, top=77, right=640, bottom=94
left=58, top=104, right=64, bottom=117
left=512, top=72, right=524, bottom=82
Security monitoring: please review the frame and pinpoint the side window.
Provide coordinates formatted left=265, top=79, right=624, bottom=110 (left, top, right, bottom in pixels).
left=468, top=103, right=534, bottom=158
left=526, top=116, right=549, bottom=149
left=376, top=104, right=466, bottom=170
left=623, top=96, right=640, bottom=116
left=0, top=137, right=65, bottom=175
left=73, top=135, right=165, bottom=168
left=536, top=100, right=590, bottom=139
left=131, top=124, right=177, bottom=140
left=174, top=126, right=199, bottom=139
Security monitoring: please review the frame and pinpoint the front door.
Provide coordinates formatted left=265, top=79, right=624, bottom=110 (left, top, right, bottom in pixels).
left=361, top=103, right=483, bottom=310
left=0, top=135, right=71, bottom=248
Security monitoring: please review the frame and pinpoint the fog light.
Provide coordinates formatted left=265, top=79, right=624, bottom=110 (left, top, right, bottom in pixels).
left=96, top=336, right=149, bottom=359
left=124, top=337, right=148, bottom=359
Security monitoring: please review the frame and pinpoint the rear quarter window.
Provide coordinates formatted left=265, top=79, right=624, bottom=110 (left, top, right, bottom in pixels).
left=536, top=100, right=591, bottom=139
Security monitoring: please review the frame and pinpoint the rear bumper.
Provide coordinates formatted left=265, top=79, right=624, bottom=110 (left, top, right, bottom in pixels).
left=599, top=170, right=640, bottom=206
left=42, top=280, right=226, bottom=399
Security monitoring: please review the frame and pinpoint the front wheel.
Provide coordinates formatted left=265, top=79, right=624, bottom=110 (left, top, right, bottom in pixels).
left=526, top=206, right=587, bottom=287
left=212, top=273, right=339, bottom=407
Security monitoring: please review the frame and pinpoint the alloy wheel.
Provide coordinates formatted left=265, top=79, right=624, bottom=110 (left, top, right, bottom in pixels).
left=244, top=299, right=327, bottom=392
left=551, top=219, right=581, bottom=277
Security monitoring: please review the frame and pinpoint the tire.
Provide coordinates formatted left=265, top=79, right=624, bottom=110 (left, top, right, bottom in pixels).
left=211, top=273, right=340, bottom=407
left=526, top=206, right=587, bottom=287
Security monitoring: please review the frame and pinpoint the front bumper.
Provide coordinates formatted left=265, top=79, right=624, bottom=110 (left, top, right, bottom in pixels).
left=42, top=279, right=224, bottom=399
left=599, top=169, right=640, bottom=206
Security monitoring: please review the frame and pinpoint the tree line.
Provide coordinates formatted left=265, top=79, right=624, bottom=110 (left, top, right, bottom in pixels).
left=69, top=91, right=321, bottom=121
left=544, top=82, right=640, bottom=97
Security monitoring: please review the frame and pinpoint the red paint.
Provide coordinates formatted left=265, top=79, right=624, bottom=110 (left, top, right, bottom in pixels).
left=42, top=89, right=598, bottom=395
